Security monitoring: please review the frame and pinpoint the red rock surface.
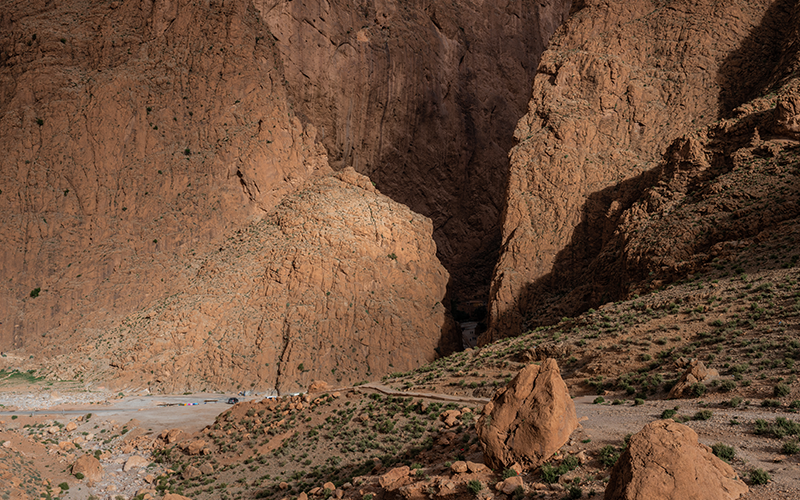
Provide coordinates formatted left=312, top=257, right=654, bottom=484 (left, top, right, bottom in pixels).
left=605, top=420, right=748, bottom=500
left=0, top=0, right=327, bottom=353
left=257, top=0, right=572, bottom=299
left=49, top=168, right=452, bottom=393
left=476, top=358, right=578, bottom=469
left=487, top=0, right=796, bottom=341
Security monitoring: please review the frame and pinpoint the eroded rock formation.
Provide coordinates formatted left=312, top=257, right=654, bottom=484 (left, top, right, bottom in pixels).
left=0, top=0, right=327, bottom=352
left=487, top=0, right=798, bottom=341
left=256, top=0, right=572, bottom=299
left=476, top=359, right=578, bottom=469
left=605, top=420, right=748, bottom=500
left=45, top=169, right=453, bottom=394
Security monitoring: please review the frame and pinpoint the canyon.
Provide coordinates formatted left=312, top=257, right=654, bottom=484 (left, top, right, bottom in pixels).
left=1, top=0, right=800, bottom=498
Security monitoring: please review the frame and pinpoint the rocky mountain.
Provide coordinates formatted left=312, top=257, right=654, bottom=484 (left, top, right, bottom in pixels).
left=487, top=0, right=800, bottom=342
left=0, top=0, right=572, bottom=391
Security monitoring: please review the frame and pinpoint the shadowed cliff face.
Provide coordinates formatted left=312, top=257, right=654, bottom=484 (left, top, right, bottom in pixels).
left=487, top=0, right=800, bottom=342
left=255, top=0, right=572, bottom=303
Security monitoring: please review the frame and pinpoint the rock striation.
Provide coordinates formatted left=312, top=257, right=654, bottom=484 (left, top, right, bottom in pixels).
left=476, top=359, right=578, bottom=469
left=487, top=0, right=798, bottom=341
left=605, top=420, right=748, bottom=500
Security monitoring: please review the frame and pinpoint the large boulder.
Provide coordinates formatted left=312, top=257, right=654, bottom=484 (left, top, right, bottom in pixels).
left=476, top=358, right=578, bottom=469
left=72, top=454, right=103, bottom=482
left=605, top=420, right=748, bottom=500
left=668, top=360, right=718, bottom=399
left=774, top=90, right=800, bottom=139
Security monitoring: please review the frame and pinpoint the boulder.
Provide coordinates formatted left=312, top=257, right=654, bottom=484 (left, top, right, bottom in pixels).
left=476, top=359, right=578, bottom=469
left=123, top=455, right=150, bottom=472
left=182, top=439, right=210, bottom=456
left=65, top=421, right=77, bottom=432
left=182, top=465, right=201, bottom=480
left=160, top=428, right=184, bottom=444
left=379, top=466, right=410, bottom=490
left=774, top=90, right=800, bottom=139
left=668, top=360, right=718, bottom=399
left=73, top=454, right=103, bottom=482
left=308, top=380, right=331, bottom=393
left=496, top=475, right=524, bottom=494
left=163, top=495, right=192, bottom=500
left=605, top=420, right=748, bottom=500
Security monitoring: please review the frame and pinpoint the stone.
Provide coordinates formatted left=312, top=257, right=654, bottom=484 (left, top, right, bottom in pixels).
left=379, top=466, right=410, bottom=491
left=65, top=422, right=77, bottom=432
left=161, top=428, right=184, bottom=444
left=182, top=465, right=201, bottom=480
left=323, top=482, right=336, bottom=491
left=182, top=439, right=209, bottom=456
left=123, top=455, right=150, bottom=472
left=605, top=420, right=748, bottom=500
left=58, top=441, right=75, bottom=451
left=466, top=461, right=489, bottom=473
left=163, top=495, right=192, bottom=500
left=441, top=409, right=461, bottom=427
left=668, top=360, right=719, bottom=399
left=72, top=454, right=103, bottom=482
left=451, top=461, right=469, bottom=474
left=774, top=90, right=800, bottom=139
left=476, top=359, right=578, bottom=469
left=199, top=463, right=215, bottom=475
left=496, top=476, right=524, bottom=495
left=298, top=493, right=308, bottom=500
left=308, top=380, right=331, bottom=393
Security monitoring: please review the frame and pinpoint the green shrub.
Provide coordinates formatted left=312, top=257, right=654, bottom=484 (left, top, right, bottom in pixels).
left=719, top=380, right=736, bottom=392
left=711, top=443, right=735, bottom=462
left=781, top=440, right=800, bottom=455
left=661, top=409, right=677, bottom=419
left=693, top=410, right=713, bottom=421
left=593, top=396, right=605, bottom=404
left=727, top=397, right=743, bottom=408
left=58, top=482, right=69, bottom=490
left=599, top=445, right=620, bottom=468
left=74, top=472, right=85, bottom=480
left=30, top=287, right=41, bottom=298
left=634, top=398, right=644, bottom=406
left=689, top=383, right=706, bottom=397
left=761, top=399, right=781, bottom=408
left=567, top=486, right=583, bottom=499
left=467, top=480, right=483, bottom=495
left=749, top=468, right=770, bottom=485
left=774, top=383, right=791, bottom=398
left=502, top=468, right=518, bottom=479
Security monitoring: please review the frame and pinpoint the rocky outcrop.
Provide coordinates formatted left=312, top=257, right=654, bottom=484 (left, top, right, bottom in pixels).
left=487, top=0, right=797, bottom=341
left=476, top=359, right=578, bottom=469
left=255, top=0, right=572, bottom=299
left=605, top=420, right=748, bottom=500
left=0, top=0, right=327, bottom=353
left=73, top=454, right=103, bottom=482
left=70, top=168, right=452, bottom=394
left=668, top=360, right=719, bottom=399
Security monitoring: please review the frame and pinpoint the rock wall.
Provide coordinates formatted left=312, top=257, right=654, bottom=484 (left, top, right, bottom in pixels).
left=255, top=0, right=572, bottom=300
left=41, top=169, right=453, bottom=394
left=0, top=0, right=328, bottom=353
left=486, top=0, right=794, bottom=342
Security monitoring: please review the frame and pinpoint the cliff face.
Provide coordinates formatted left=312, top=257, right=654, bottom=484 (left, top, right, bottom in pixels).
left=37, top=169, right=452, bottom=394
left=486, top=0, right=797, bottom=341
left=0, top=0, right=328, bottom=352
left=255, top=0, right=572, bottom=299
